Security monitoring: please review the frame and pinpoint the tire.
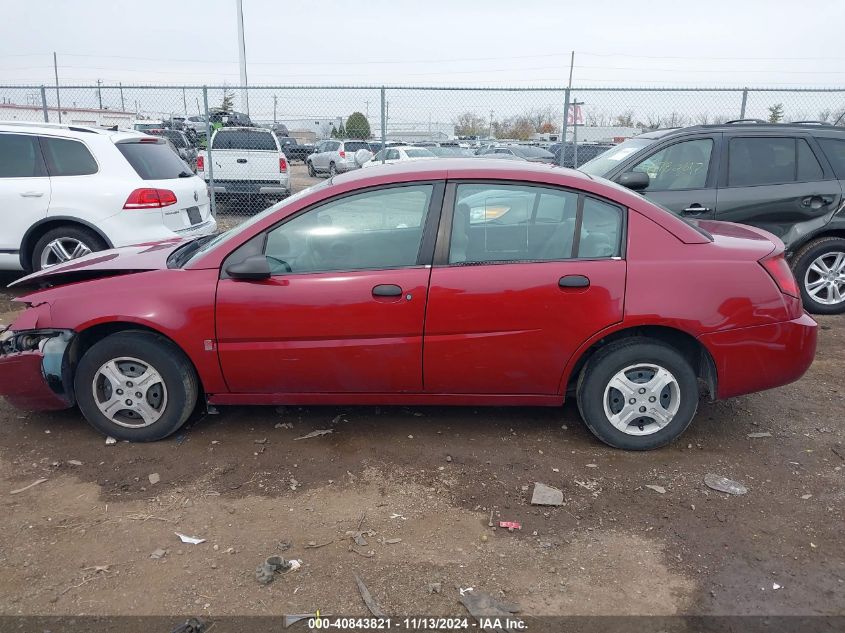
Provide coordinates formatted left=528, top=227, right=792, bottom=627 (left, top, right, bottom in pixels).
left=329, top=162, right=337, bottom=178
left=576, top=338, right=699, bottom=450
left=307, top=160, right=316, bottom=177
left=791, top=237, right=845, bottom=315
left=31, top=225, right=106, bottom=272
left=74, top=331, right=199, bottom=442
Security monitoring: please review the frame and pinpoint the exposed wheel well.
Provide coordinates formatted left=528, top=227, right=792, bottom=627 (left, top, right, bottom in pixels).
left=566, top=325, right=717, bottom=400
left=789, top=230, right=845, bottom=261
left=21, top=219, right=110, bottom=271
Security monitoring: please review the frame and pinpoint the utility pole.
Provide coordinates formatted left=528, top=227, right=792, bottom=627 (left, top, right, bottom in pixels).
left=53, top=51, right=62, bottom=123
left=97, top=79, right=103, bottom=110
left=489, top=109, right=494, bottom=139
left=182, top=87, right=187, bottom=115
left=196, top=97, right=201, bottom=116
left=559, top=50, right=575, bottom=167
left=570, top=99, right=584, bottom=167
left=235, top=0, right=249, bottom=115
left=273, top=94, right=277, bottom=123
left=365, top=100, right=369, bottom=119
left=119, top=82, right=125, bottom=112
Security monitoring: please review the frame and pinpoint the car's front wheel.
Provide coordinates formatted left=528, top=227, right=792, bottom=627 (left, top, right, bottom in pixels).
left=792, top=237, right=845, bottom=315
left=74, top=331, right=199, bottom=442
left=576, top=338, right=699, bottom=450
left=32, top=226, right=106, bottom=271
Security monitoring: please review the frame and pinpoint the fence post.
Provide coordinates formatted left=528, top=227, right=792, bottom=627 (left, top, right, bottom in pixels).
left=380, top=87, right=386, bottom=164
left=39, top=86, right=49, bottom=123
left=740, top=88, right=748, bottom=120
left=559, top=87, right=571, bottom=167
left=202, top=86, right=217, bottom=217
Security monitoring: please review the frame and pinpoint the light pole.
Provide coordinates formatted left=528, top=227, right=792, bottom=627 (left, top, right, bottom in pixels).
left=235, top=0, right=249, bottom=115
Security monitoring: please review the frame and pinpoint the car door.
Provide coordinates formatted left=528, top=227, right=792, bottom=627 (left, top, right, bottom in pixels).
left=384, top=148, right=401, bottom=165
left=715, top=134, right=843, bottom=248
left=0, top=133, right=50, bottom=262
left=623, top=135, right=720, bottom=220
left=215, top=182, right=444, bottom=394
left=423, top=181, right=626, bottom=395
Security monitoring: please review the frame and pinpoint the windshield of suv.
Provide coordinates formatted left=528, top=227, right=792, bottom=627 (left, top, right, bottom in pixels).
left=212, top=129, right=277, bottom=150
left=578, top=137, right=655, bottom=176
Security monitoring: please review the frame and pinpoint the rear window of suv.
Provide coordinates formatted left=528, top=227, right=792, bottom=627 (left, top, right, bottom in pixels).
left=117, top=140, right=191, bottom=180
left=212, top=129, right=277, bottom=151
left=344, top=141, right=370, bottom=153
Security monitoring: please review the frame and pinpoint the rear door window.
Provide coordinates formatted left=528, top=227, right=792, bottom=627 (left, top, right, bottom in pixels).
left=212, top=129, right=277, bottom=151
left=40, top=137, right=98, bottom=176
left=728, top=137, right=796, bottom=186
left=117, top=141, right=191, bottom=180
left=0, top=133, right=46, bottom=178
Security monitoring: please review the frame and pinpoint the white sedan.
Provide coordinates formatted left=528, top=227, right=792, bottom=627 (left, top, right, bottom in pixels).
left=362, top=145, right=438, bottom=168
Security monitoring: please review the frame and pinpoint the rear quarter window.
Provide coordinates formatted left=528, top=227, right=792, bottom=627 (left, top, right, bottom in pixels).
left=117, top=141, right=191, bottom=180
left=40, top=137, right=98, bottom=176
left=212, top=130, right=278, bottom=151
left=817, top=137, right=845, bottom=179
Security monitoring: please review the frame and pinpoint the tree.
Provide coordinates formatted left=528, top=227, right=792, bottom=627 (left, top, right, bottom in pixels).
left=330, top=125, right=338, bottom=138
left=768, top=103, right=784, bottom=123
left=346, top=112, right=371, bottom=139
left=220, top=88, right=235, bottom=113
left=337, top=122, right=346, bottom=138
left=454, top=112, right=487, bottom=136
left=614, top=110, right=635, bottom=127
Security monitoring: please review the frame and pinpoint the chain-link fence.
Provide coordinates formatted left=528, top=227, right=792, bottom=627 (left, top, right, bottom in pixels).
left=2, top=84, right=844, bottom=222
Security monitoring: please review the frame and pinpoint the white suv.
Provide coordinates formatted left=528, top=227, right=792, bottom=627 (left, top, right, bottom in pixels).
left=0, top=122, right=216, bottom=272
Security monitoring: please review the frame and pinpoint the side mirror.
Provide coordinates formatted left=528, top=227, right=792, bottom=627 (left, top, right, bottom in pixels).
left=226, top=255, right=271, bottom=281
left=354, top=148, right=373, bottom=166
left=617, top=171, right=650, bottom=191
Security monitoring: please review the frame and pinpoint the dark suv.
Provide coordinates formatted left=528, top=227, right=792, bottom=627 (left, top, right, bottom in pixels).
left=579, top=121, right=845, bottom=314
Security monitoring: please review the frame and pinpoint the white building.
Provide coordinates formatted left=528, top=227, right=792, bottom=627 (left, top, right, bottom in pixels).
left=0, top=103, right=133, bottom=127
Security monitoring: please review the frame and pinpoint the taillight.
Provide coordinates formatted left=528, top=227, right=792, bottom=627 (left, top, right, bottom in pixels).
left=279, top=156, right=288, bottom=172
left=339, top=150, right=346, bottom=159
left=123, top=188, right=178, bottom=209
left=196, top=155, right=205, bottom=171
left=760, top=253, right=799, bottom=298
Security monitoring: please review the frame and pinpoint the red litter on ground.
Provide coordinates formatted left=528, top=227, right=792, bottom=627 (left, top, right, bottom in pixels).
left=499, top=521, right=521, bottom=530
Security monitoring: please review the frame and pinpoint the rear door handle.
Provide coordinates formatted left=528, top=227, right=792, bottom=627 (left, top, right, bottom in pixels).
left=682, top=204, right=711, bottom=215
left=20, top=191, right=44, bottom=198
left=372, top=284, right=403, bottom=297
left=801, top=195, right=834, bottom=209
left=559, top=275, right=590, bottom=288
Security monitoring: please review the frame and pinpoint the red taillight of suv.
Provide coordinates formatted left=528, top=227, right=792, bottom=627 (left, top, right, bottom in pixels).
left=760, top=252, right=800, bottom=298
left=338, top=150, right=346, bottom=159
left=279, top=156, right=288, bottom=172
left=196, top=155, right=205, bottom=171
left=123, top=188, right=178, bottom=209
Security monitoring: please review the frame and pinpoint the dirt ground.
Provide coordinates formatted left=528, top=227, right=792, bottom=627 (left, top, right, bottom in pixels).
left=0, top=234, right=843, bottom=625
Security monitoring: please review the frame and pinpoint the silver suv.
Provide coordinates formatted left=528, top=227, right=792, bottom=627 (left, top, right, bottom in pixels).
left=307, top=140, right=372, bottom=177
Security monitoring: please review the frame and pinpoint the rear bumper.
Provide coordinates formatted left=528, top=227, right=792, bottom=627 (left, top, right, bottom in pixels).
left=211, top=180, right=291, bottom=196
left=0, top=331, right=75, bottom=411
left=700, top=313, right=817, bottom=400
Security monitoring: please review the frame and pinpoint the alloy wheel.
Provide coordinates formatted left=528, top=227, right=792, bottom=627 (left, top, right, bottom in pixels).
left=40, top=237, right=92, bottom=268
left=602, top=363, right=681, bottom=436
left=804, top=251, right=845, bottom=306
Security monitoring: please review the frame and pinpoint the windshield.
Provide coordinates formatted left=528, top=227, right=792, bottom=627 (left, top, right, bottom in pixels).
left=162, top=131, right=187, bottom=148
left=512, top=146, right=554, bottom=159
left=578, top=137, right=655, bottom=176
left=404, top=148, right=435, bottom=158
left=184, top=180, right=333, bottom=265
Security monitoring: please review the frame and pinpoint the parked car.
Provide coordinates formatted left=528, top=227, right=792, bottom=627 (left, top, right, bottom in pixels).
left=0, top=159, right=816, bottom=450
left=197, top=127, right=290, bottom=207
left=427, top=146, right=476, bottom=158
left=549, top=142, right=614, bottom=168
left=478, top=144, right=556, bottom=163
left=307, top=140, right=372, bottom=177
left=362, top=145, right=437, bottom=168
left=145, top=129, right=199, bottom=172
left=0, top=121, right=215, bottom=272
left=274, top=134, right=315, bottom=162
left=208, top=110, right=253, bottom=129
left=184, top=115, right=207, bottom=134
left=367, top=140, right=405, bottom=154
left=579, top=121, right=845, bottom=314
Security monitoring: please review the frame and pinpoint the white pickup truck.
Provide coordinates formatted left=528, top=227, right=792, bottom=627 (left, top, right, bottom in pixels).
left=197, top=127, right=290, bottom=209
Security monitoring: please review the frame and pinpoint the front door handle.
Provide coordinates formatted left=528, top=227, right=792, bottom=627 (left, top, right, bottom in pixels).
left=372, top=284, right=402, bottom=297
left=236, top=158, right=248, bottom=164
left=682, top=204, right=711, bottom=215
left=20, top=191, right=44, bottom=198
left=559, top=275, right=590, bottom=289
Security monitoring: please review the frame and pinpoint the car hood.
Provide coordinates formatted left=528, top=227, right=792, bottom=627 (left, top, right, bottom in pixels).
left=10, top=238, right=186, bottom=289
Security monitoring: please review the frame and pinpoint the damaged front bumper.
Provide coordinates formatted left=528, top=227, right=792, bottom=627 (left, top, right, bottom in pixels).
left=0, top=328, right=76, bottom=410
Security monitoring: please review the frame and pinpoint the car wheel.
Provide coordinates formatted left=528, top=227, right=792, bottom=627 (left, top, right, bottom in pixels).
left=307, top=160, right=316, bottom=177
left=74, top=331, right=199, bottom=442
left=792, top=237, right=845, bottom=315
left=576, top=338, right=699, bottom=450
left=32, top=226, right=106, bottom=271
left=329, top=162, right=337, bottom=177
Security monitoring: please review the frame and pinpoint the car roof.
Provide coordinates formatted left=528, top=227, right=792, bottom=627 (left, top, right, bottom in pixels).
left=653, top=121, right=845, bottom=139
left=0, top=121, right=146, bottom=142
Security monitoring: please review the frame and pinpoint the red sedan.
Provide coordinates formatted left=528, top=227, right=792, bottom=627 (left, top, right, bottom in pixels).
left=0, top=159, right=817, bottom=450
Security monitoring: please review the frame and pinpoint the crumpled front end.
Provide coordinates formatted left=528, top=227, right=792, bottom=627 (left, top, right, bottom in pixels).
left=0, top=326, right=76, bottom=411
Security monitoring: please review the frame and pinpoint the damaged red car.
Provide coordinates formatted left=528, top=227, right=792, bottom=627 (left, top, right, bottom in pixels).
left=0, top=159, right=817, bottom=450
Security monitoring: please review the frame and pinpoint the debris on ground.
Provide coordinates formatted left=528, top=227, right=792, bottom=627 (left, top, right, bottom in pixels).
left=531, top=482, right=564, bottom=506
left=427, top=582, right=442, bottom=595
left=169, top=617, right=207, bottom=633
left=459, top=590, right=521, bottom=632
left=488, top=510, right=494, bottom=527
left=353, top=573, right=386, bottom=616
left=10, top=478, right=48, bottom=495
left=255, top=556, right=301, bottom=585
left=347, top=529, right=376, bottom=547
left=459, top=587, right=474, bottom=596
left=67, top=460, right=83, bottom=466
left=148, top=473, right=160, bottom=485
left=704, top=474, right=748, bottom=496
left=275, top=422, right=293, bottom=429
left=499, top=521, right=521, bottom=531
left=832, top=443, right=845, bottom=461
left=254, top=438, right=267, bottom=445
left=175, top=532, right=206, bottom=545
left=574, top=479, right=602, bottom=497
left=277, top=541, right=292, bottom=552
left=305, top=540, right=333, bottom=549
left=801, top=494, right=813, bottom=500
left=105, top=436, right=117, bottom=445
left=382, top=537, right=402, bottom=544
left=773, top=582, right=782, bottom=590
left=747, top=432, right=773, bottom=438
left=645, top=485, right=666, bottom=494
left=150, top=548, right=167, bottom=559
left=390, top=513, right=406, bottom=520
left=294, top=429, right=333, bottom=441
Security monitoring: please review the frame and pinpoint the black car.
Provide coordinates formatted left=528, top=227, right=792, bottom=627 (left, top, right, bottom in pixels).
left=579, top=121, right=845, bottom=314
left=478, top=144, right=556, bottom=163
left=274, top=134, right=315, bottom=162
left=549, top=142, right=614, bottom=168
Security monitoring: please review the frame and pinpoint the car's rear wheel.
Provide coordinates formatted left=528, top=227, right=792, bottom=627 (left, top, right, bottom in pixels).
left=307, top=160, right=316, bottom=177
left=32, top=226, right=106, bottom=271
left=576, top=338, right=699, bottom=450
left=792, top=237, right=845, bottom=315
left=74, top=331, right=199, bottom=442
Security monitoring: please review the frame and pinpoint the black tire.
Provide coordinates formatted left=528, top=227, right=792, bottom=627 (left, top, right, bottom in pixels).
left=31, top=225, right=106, bottom=272
left=74, top=331, right=199, bottom=442
left=576, top=338, right=699, bottom=450
left=791, top=237, right=845, bottom=315
left=307, top=160, right=316, bottom=177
